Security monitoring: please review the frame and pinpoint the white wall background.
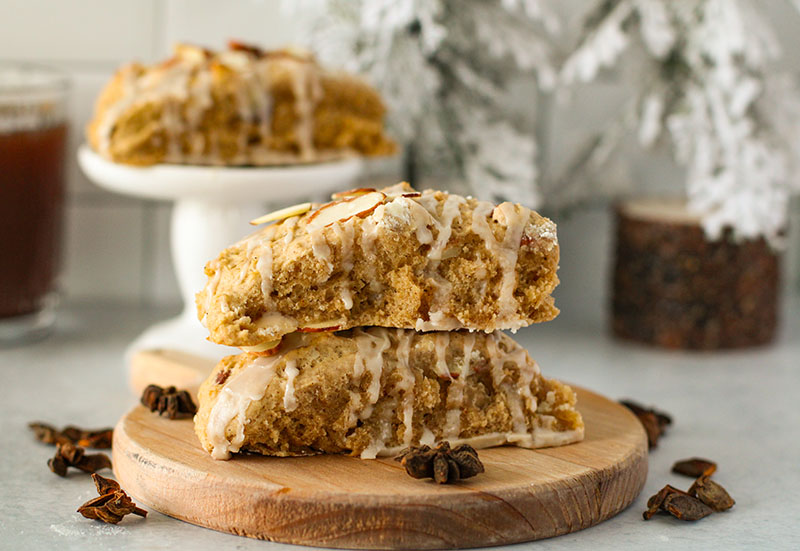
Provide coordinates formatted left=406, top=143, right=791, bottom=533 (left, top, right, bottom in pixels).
left=1, top=0, right=797, bottom=324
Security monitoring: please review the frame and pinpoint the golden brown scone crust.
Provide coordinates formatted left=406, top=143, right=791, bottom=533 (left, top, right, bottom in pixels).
left=87, top=43, right=395, bottom=166
left=196, top=183, right=560, bottom=346
left=194, top=329, right=584, bottom=458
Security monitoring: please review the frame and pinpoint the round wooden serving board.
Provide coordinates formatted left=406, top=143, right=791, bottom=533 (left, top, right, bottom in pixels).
left=113, top=387, right=647, bottom=549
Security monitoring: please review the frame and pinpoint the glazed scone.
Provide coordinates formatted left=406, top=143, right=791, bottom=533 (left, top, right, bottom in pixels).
left=194, top=328, right=584, bottom=459
left=87, top=41, right=395, bottom=166
left=197, top=183, right=560, bottom=347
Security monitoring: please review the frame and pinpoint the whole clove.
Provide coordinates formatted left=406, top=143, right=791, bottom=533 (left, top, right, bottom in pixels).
left=395, top=442, right=484, bottom=484
left=619, top=400, right=672, bottom=449
left=29, top=422, right=113, bottom=449
left=689, top=475, right=735, bottom=512
left=48, top=443, right=112, bottom=477
left=77, top=474, right=147, bottom=524
left=672, top=457, right=717, bottom=478
left=140, top=384, right=197, bottom=419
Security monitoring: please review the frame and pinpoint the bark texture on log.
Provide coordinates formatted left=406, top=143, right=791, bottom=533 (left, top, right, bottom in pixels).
left=611, top=199, right=779, bottom=350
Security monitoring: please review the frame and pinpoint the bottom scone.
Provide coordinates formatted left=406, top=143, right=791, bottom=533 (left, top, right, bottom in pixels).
left=194, top=328, right=584, bottom=459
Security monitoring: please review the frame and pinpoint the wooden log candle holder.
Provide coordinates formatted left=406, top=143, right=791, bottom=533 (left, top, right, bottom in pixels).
left=611, top=198, right=780, bottom=350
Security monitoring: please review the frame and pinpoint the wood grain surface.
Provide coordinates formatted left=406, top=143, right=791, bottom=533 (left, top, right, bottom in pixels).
left=112, top=386, right=648, bottom=549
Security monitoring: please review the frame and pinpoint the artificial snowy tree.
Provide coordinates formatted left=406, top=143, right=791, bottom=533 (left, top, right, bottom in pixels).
left=560, top=0, right=800, bottom=245
left=298, top=0, right=560, bottom=207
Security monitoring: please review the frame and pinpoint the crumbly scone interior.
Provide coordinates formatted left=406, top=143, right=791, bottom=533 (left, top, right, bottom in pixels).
left=197, top=183, right=560, bottom=347
left=194, top=329, right=584, bottom=459
left=87, top=42, right=395, bottom=166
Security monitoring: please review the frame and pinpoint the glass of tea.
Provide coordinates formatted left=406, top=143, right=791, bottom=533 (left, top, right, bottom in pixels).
left=0, top=64, right=68, bottom=344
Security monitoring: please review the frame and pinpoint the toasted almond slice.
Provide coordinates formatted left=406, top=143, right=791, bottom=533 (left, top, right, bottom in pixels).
left=228, top=40, right=263, bottom=56
left=306, top=191, right=386, bottom=230
left=250, top=202, right=312, bottom=226
left=331, top=187, right=377, bottom=200
left=240, top=339, right=281, bottom=356
left=174, top=43, right=211, bottom=64
left=298, top=321, right=342, bottom=332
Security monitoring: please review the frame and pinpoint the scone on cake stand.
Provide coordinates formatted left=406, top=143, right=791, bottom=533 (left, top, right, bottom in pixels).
left=77, top=41, right=396, bottom=388
left=78, top=146, right=362, bottom=364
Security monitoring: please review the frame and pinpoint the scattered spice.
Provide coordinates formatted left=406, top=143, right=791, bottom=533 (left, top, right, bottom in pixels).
left=644, top=457, right=734, bottom=522
left=689, top=475, right=735, bottom=511
left=643, top=484, right=713, bottom=521
left=672, top=457, right=717, bottom=478
left=395, top=442, right=484, bottom=484
left=662, top=492, right=715, bottom=521
left=619, top=399, right=672, bottom=448
left=77, top=473, right=147, bottom=524
left=29, top=422, right=113, bottom=449
left=140, top=384, right=197, bottom=419
left=48, top=442, right=112, bottom=477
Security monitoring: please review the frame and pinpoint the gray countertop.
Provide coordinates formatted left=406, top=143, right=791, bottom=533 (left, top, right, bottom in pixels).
left=1, top=299, right=798, bottom=551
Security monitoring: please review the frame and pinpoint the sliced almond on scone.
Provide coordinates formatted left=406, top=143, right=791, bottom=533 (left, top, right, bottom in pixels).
left=240, top=339, right=282, bottom=356
left=297, top=321, right=342, bottom=332
left=228, top=40, right=263, bottom=56
left=306, top=191, right=386, bottom=230
left=174, top=43, right=211, bottom=64
left=331, top=187, right=376, bottom=200
left=250, top=202, right=312, bottom=226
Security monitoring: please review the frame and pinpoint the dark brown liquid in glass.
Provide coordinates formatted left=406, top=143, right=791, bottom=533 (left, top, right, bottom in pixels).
left=0, top=124, right=67, bottom=317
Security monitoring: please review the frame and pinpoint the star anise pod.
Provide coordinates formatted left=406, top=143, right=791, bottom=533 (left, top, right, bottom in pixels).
left=689, top=475, right=735, bottom=512
left=643, top=484, right=713, bottom=521
left=619, top=399, right=672, bottom=449
left=395, top=442, right=485, bottom=484
left=140, top=384, right=197, bottom=419
left=48, top=442, right=112, bottom=477
left=78, top=474, right=147, bottom=524
left=29, top=422, right=113, bottom=449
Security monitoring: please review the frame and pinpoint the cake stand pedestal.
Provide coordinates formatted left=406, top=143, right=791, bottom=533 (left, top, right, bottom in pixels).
left=78, top=146, right=362, bottom=375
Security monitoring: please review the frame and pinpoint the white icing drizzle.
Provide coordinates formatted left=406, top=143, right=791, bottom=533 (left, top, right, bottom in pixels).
left=471, top=201, right=531, bottom=325
left=289, top=59, right=323, bottom=160
left=433, top=333, right=451, bottom=380
left=443, top=332, right=475, bottom=439
left=349, top=329, right=391, bottom=427
left=485, top=334, right=527, bottom=434
left=96, top=47, right=325, bottom=164
left=255, top=241, right=273, bottom=302
left=282, top=359, right=299, bottom=412
left=330, top=220, right=356, bottom=309
left=358, top=213, right=382, bottom=288
left=417, top=193, right=466, bottom=330
left=394, top=331, right=416, bottom=448
left=308, top=226, right=333, bottom=273
left=282, top=215, right=299, bottom=244
left=206, top=355, right=280, bottom=459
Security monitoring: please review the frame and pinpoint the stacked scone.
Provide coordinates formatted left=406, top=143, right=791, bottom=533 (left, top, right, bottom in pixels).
left=194, top=183, right=584, bottom=459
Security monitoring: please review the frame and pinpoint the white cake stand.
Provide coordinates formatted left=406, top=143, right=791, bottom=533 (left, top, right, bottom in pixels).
left=78, top=145, right=362, bottom=362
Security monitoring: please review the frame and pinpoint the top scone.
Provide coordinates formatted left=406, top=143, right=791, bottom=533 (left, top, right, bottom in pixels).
left=87, top=41, right=395, bottom=166
left=197, top=183, right=559, bottom=349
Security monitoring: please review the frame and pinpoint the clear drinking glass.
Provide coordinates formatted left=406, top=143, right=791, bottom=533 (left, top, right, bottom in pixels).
left=0, top=64, right=69, bottom=344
